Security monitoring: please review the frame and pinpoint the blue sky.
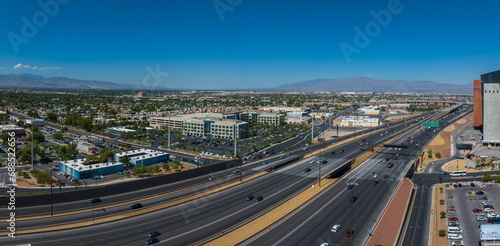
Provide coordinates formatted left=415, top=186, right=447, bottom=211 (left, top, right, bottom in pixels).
left=1, top=0, right=500, bottom=89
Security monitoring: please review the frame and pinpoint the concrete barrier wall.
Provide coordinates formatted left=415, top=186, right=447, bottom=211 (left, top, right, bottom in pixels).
left=1, top=159, right=241, bottom=207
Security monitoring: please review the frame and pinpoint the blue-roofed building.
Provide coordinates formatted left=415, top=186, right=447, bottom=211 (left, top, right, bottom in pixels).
left=59, top=159, right=124, bottom=179
left=114, top=148, right=168, bottom=166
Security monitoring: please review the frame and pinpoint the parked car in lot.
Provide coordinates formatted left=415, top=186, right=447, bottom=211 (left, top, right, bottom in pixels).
left=476, top=191, right=485, bottom=195
left=448, top=217, right=459, bottom=221
left=447, top=234, right=462, bottom=240
left=476, top=216, right=487, bottom=221
left=485, top=208, right=495, bottom=213
left=473, top=208, right=483, bottom=212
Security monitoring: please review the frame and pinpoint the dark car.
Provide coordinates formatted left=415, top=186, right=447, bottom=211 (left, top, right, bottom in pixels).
left=246, top=195, right=254, bottom=201
left=383, top=175, right=389, bottom=179
left=146, top=237, right=159, bottom=245
left=470, top=183, right=475, bottom=187
left=453, top=184, right=458, bottom=188
left=476, top=191, right=485, bottom=195
left=90, top=198, right=102, bottom=204
left=345, top=230, right=354, bottom=237
left=148, top=230, right=161, bottom=237
left=256, top=196, right=264, bottom=202
left=350, top=196, right=357, bottom=203
left=341, top=150, right=344, bottom=153
left=458, top=183, right=462, bottom=187
left=321, top=160, right=328, bottom=164
left=331, top=151, right=335, bottom=155
left=209, top=176, right=217, bottom=181
left=305, top=168, right=311, bottom=173
left=131, top=203, right=143, bottom=209
left=386, top=158, right=390, bottom=161
left=374, top=180, right=379, bottom=185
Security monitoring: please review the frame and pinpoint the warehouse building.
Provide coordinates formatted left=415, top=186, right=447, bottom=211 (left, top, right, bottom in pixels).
left=0, top=124, right=25, bottom=136
left=59, top=159, right=124, bottom=179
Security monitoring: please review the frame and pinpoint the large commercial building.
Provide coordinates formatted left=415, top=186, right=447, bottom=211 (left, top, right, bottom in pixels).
left=59, top=159, right=124, bottom=179
left=183, top=119, right=249, bottom=140
left=150, top=112, right=241, bottom=130
left=479, top=70, right=500, bottom=146
left=0, top=125, right=25, bottom=136
left=473, top=79, right=483, bottom=129
left=114, top=148, right=169, bottom=166
left=256, top=113, right=285, bottom=126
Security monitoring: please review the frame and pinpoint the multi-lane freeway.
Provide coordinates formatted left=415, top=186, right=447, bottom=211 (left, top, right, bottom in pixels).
left=0, top=108, right=469, bottom=246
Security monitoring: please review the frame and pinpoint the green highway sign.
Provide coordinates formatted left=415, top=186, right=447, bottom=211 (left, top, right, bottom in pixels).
left=423, top=122, right=439, bottom=127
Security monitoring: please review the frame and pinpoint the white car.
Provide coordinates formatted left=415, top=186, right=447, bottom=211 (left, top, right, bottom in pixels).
left=447, top=234, right=463, bottom=240
left=476, top=216, right=487, bottom=221
left=485, top=208, right=495, bottom=213
left=331, top=224, right=341, bottom=232
left=320, top=243, right=329, bottom=246
left=451, top=240, right=465, bottom=246
left=309, top=160, right=314, bottom=164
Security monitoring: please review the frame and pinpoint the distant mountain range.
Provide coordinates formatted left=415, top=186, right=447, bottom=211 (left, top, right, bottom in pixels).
left=0, top=73, right=473, bottom=94
left=0, top=73, right=164, bottom=90
left=267, top=77, right=473, bottom=94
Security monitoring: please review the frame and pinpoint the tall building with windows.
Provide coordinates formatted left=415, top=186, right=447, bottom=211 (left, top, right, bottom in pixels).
left=476, top=70, right=500, bottom=146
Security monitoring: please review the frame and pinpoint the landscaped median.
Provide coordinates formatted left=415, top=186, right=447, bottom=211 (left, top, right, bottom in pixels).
left=429, top=183, right=451, bottom=246
left=13, top=171, right=268, bottom=235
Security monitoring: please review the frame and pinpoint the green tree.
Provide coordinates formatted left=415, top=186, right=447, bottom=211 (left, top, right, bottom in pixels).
left=171, top=163, right=180, bottom=171
left=47, top=112, right=57, bottom=122
left=440, top=211, right=446, bottom=218
left=72, top=178, right=82, bottom=190
left=162, top=163, right=170, bottom=170
left=439, top=229, right=446, bottom=237
left=15, top=120, right=25, bottom=128
left=98, top=148, right=114, bottom=163
left=435, top=152, right=441, bottom=158
left=61, top=127, right=68, bottom=133
left=153, top=165, right=161, bottom=173
left=53, top=132, right=64, bottom=140
left=120, top=155, right=131, bottom=167
left=427, top=149, right=433, bottom=158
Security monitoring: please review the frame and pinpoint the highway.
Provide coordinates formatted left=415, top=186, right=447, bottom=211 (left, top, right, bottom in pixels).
left=245, top=110, right=469, bottom=246
left=0, top=111, right=435, bottom=245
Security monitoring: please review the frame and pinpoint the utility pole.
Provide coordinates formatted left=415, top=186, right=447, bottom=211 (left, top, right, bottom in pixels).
left=234, top=117, right=237, bottom=158
left=311, top=115, right=314, bottom=143
left=31, top=121, right=34, bottom=170
left=50, top=160, right=53, bottom=216
left=168, top=111, right=171, bottom=149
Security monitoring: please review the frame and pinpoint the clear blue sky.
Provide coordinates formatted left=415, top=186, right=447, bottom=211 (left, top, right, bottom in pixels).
left=1, top=0, right=499, bottom=89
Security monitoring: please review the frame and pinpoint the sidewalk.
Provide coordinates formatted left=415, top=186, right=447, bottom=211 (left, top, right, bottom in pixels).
left=366, top=178, right=413, bottom=246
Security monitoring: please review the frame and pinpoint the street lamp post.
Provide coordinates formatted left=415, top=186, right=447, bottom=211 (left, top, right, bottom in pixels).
left=50, top=161, right=53, bottom=216
left=168, top=111, right=171, bottom=149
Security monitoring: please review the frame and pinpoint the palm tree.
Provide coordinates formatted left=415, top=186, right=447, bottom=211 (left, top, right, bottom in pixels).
left=57, top=179, right=65, bottom=192
left=72, top=178, right=82, bottom=190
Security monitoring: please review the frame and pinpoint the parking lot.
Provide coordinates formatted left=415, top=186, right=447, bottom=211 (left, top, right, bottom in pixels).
left=445, top=182, right=500, bottom=245
left=173, top=123, right=309, bottom=157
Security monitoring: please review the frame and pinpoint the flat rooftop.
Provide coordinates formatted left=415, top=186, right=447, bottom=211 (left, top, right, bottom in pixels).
left=60, top=159, right=123, bottom=171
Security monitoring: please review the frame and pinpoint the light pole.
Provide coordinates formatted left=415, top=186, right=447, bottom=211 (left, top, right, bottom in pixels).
left=50, top=160, right=53, bottom=216
left=311, top=115, right=314, bottom=143
left=31, top=120, right=34, bottom=170
left=168, top=111, right=171, bottom=149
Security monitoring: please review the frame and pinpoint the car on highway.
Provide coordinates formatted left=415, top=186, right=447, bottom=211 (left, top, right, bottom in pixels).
left=331, top=151, right=335, bottom=155
left=209, top=176, right=217, bottom=181
left=331, top=224, right=341, bottom=232
left=304, top=168, right=311, bottom=173
left=383, top=175, right=389, bottom=179
left=345, top=230, right=354, bottom=237
left=263, top=161, right=268, bottom=164
left=373, top=180, right=379, bottom=185
left=370, top=171, right=376, bottom=176
left=393, top=157, right=398, bottom=160
left=246, top=195, right=254, bottom=201
left=347, top=183, right=354, bottom=189
left=131, top=203, right=143, bottom=209
left=148, top=230, right=161, bottom=237
left=340, top=149, right=344, bottom=153
left=280, top=155, right=285, bottom=159
left=90, top=198, right=102, bottom=203
left=256, top=196, right=264, bottom=202
left=309, top=160, right=314, bottom=164
left=378, top=160, right=382, bottom=163
left=146, top=237, right=160, bottom=245
left=321, top=160, right=327, bottom=164
left=373, top=174, right=378, bottom=178
left=350, top=196, right=357, bottom=203
left=387, top=163, right=393, bottom=168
